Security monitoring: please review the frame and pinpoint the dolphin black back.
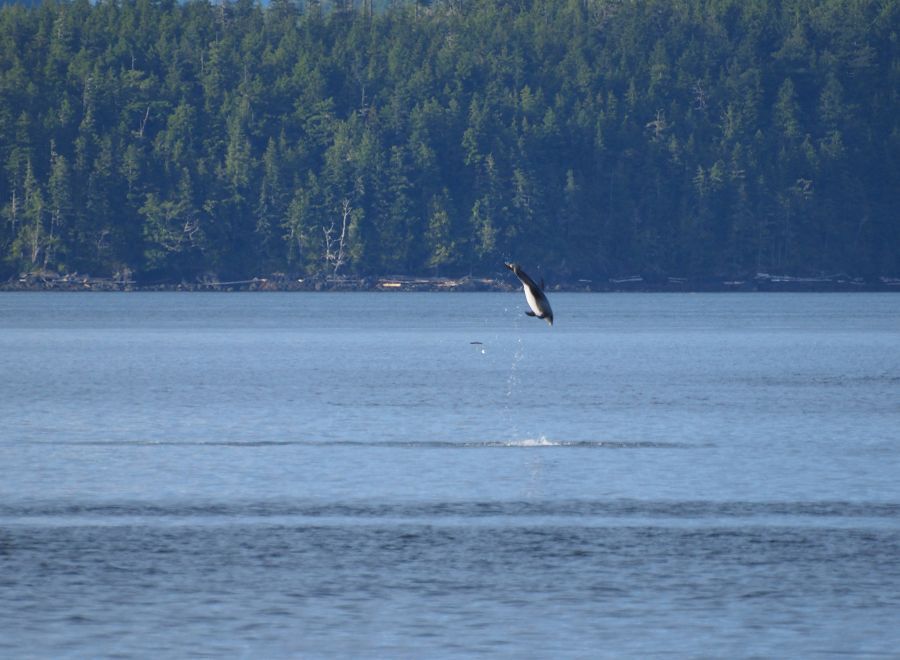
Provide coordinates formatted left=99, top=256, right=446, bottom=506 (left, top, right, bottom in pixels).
left=516, top=267, right=540, bottom=292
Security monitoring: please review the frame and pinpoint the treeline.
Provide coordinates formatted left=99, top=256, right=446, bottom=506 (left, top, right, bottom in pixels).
left=1, top=0, right=898, bottom=284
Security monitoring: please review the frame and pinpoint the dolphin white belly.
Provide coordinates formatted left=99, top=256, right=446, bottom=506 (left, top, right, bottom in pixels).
left=523, top=284, right=542, bottom=317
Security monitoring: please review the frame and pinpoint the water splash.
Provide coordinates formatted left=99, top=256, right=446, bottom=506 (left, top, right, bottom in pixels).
left=504, top=436, right=558, bottom=447
left=504, top=336, right=525, bottom=437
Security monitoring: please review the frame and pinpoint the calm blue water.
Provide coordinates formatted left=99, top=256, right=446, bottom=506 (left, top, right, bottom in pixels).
left=2, top=292, right=899, bottom=657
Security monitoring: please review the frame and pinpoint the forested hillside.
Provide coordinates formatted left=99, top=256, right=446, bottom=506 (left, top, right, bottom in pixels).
left=1, top=0, right=898, bottom=284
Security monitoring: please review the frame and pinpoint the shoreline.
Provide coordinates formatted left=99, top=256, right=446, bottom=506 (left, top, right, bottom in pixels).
left=3, top=273, right=899, bottom=293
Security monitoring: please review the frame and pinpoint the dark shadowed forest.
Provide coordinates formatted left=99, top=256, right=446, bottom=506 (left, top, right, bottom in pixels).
left=1, top=0, right=898, bottom=287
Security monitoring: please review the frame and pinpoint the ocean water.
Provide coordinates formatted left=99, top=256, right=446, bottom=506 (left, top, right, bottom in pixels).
left=1, top=292, right=899, bottom=658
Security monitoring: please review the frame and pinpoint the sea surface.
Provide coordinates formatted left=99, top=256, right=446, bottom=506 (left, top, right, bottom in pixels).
left=1, top=292, right=899, bottom=658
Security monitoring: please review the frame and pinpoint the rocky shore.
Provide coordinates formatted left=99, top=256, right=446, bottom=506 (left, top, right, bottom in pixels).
left=3, top=271, right=899, bottom=293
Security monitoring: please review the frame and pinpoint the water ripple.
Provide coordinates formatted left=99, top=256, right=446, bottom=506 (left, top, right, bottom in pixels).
left=29, top=438, right=703, bottom=449
left=3, top=499, right=899, bottom=523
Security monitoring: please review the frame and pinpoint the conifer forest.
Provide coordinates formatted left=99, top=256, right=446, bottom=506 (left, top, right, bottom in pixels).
left=1, top=0, right=898, bottom=285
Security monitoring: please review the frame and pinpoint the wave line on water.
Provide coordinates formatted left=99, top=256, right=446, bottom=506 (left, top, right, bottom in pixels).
left=4, top=499, right=900, bottom=525
left=30, top=438, right=705, bottom=449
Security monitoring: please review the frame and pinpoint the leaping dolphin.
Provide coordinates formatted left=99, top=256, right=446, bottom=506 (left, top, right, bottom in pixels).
left=505, top=262, right=553, bottom=326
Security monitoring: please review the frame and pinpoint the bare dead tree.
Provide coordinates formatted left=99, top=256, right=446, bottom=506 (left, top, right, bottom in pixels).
left=29, top=209, right=42, bottom=267
left=137, top=106, right=150, bottom=138
left=323, top=198, right=352, bottom=276
left=183, top=218, right=201, bottom=244
left=96, top=228, right=111, bottom=252
left=9, top=189, right=17, bottom=234
left=646, top=109, right=669, bottom=141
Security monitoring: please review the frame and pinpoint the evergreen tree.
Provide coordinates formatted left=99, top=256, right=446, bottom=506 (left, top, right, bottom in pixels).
left=0, top=0, right=897, bottom=283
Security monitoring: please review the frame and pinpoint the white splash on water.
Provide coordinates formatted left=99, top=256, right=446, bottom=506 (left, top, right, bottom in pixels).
left=504, top=436, right=559, bottom=447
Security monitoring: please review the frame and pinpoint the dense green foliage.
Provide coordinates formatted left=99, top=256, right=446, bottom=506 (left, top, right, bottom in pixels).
left=1, top=0, right=898, bottom=283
